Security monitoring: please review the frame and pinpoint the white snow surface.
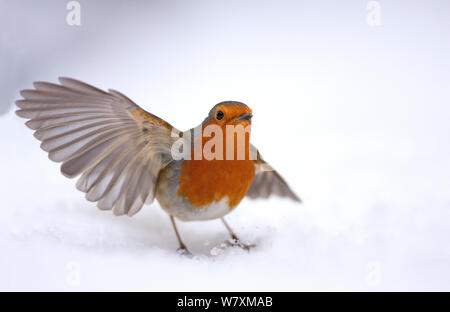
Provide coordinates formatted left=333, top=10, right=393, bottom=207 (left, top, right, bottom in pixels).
left=2, top=104, right=450, bottom=291
left=1, top=0, right=450, bottom=291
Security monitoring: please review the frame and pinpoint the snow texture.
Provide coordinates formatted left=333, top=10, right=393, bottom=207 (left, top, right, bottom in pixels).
left=1, top=0, right=450, bottom=291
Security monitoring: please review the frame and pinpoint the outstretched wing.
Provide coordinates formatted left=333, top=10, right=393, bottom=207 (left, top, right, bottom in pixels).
left=246, top=145, right=301, bottom=202
left=16, top=77, right=177, bottom=216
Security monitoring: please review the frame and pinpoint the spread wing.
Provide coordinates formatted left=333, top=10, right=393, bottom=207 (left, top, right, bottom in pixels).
left=246, top=145, right=301, bottom=202
left=16, top=77, right=178, bottom=216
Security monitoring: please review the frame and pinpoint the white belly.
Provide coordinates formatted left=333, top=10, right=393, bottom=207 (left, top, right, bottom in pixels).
left=158, top=196, right=232, bottom=221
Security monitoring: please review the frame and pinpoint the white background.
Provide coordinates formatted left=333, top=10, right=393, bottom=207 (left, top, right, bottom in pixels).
left=1, top=0, right=450, bottom=291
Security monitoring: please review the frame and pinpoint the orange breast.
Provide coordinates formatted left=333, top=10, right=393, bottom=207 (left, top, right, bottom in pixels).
left=178, top=158, right=255, bottom=209
left=177, top=120, right=255, bottom=209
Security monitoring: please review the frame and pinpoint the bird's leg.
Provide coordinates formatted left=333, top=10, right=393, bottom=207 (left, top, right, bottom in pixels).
left=221, top=217, right=255, bottom=251
left=169, top=215, right=192, bottom=257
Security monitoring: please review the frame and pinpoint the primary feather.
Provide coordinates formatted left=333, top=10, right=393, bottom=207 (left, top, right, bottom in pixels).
left=16, top=77, right=177, bottom=216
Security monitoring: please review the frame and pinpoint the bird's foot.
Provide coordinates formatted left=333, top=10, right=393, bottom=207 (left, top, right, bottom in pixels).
left=177, top=246, right=193, bottom=258
left=226, top=238, right=256, bottom=251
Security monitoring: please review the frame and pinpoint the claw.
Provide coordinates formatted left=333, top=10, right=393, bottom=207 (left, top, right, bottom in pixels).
left=177, top=247, right=193, bottom=258
left=226, top=238, right=256, bottom=251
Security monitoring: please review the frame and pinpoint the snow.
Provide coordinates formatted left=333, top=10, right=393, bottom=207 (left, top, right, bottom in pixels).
left=2, top=106, right=450, bottom=291
left=1, top=0, right=450, bottom=291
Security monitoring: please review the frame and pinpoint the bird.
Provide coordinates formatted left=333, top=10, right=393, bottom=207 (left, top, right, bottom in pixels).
left=15, top=78, right=301, bottom=255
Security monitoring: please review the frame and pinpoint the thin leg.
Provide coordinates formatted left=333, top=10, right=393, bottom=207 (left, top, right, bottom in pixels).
left=221, top=217, right=239, bottom=241
left=221, top=217, right=255, bottom=251
left=170, top=215, right=192, bottom=256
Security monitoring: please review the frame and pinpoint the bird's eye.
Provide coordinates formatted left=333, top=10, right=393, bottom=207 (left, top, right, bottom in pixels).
left=216, top=110, right=224, bottom=120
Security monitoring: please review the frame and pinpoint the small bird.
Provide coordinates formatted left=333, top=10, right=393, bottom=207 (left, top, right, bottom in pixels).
left=16, top=78, right=300, bottom=254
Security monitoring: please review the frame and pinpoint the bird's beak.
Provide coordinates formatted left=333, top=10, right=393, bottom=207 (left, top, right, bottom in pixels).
left=234, top=113, right=253, bottom=121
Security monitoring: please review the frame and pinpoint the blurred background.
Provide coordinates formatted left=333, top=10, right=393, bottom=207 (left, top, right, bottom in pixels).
left=1, top=0, right=450, bottom=291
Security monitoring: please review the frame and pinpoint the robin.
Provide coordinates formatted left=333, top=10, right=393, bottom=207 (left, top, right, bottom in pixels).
left=16, top=78, right=301, bottom=255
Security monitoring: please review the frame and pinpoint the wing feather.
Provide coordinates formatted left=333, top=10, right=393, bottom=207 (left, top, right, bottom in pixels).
left=246, top=144, right=301, bottom=202
left=16, top=77, right=177, bottom=216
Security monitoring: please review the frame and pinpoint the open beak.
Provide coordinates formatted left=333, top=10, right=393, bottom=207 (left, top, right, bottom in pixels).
left=234, top=113, right=253, bottom=121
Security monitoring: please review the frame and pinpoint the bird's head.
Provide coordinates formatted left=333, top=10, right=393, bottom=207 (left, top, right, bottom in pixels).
left=203, top=101, right=253, bottom=128
left=195, top=101, right=253, bottom=161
